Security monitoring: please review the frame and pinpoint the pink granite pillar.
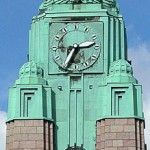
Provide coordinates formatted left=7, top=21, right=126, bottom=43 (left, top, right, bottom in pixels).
left=96, top=118, right=146, bottom=150
left=6, top=120, right=54, bottom=150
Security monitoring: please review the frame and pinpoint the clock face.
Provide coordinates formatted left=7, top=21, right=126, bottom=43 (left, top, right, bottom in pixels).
left=51, top=23, right=101, bottom=71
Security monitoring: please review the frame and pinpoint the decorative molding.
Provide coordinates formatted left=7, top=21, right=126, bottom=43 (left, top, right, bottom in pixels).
left=45, top=0, right=102, bottom=4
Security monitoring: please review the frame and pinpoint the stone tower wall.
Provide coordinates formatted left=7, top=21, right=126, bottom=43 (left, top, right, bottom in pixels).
left=96, top=118, right=145, bottom=150
left=6, top=120, right=53, bottom=150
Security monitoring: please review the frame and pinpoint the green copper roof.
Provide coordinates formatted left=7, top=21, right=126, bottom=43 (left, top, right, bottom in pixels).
left=19, top=61, right=43, bottom=78
left=15, top=61, right=47, bottom=85
left=105, top=60, right=137, bottom=84
left=109, top=60, right=133, bottom=76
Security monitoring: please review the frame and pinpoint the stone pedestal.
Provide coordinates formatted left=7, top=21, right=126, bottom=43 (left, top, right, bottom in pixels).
left=96, top=118, right=145, bottom=150
left=6, top=120, right=53, bottom=150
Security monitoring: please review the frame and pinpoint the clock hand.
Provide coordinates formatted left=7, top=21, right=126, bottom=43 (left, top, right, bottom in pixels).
left=63, top=43, right=79, bottom=68
left=79, top=41, right=95, bottom=48
left=63, top=47, right=76, bottom=68
left=63, top=42, right=94, bottom=68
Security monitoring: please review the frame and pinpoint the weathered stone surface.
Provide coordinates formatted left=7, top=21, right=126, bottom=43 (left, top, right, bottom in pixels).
left=127, top=119, right=135, bottom=125
left=13, top=127, right=21, bottom=134
left=33, top=120, right=44, bottom=127
left=105, top=133, right=117, bottom=140
left=124, top=125, right=135, bottom=132
left=117, top=147, right=128, bottom=150
left=96, top=118, right=145, bottom=150
left=13, top=141, right=19, bottom=148
left=105, top=147, right=117, bottom=150
left=6, top=120, right=53, bottom=150
left=113, top=140, right=123, bottom=147
left=105, top=125, right=110, bottom=132
left=115, top=119, right=127, bottom=125
left=105, top=119, right=115, bottom=125
left=19, top=141, right=36, bottom=148
left=116, top=133, right=129, bottom=140
left=24, top=120, right=34, bottom=127
left=105, top=140, right=113, bottom=147
left=28, top=134, right=44, bottom=141
left=20, top=127, right=37, bottom=134
left=36, top=127, right=44, bottom=133
left=111, top=125, right=124, bottom=132
left=14, top=120, right=25, bottom=127
left=128, top=147, right=136, bottom=150
left=123, top=140, right=136, bottom=147
left=13, top=134, right=28, bottom=141
left=36, top=141, right=44, bottom=148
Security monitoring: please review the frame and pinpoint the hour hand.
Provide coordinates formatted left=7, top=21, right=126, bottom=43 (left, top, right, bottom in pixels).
left=63, top=47, right=75, bottom=68
left=79, top=41, right=95, bottom=48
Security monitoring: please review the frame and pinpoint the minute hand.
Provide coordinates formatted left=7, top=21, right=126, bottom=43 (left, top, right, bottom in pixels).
left=79, top=41, right=95, bottom=48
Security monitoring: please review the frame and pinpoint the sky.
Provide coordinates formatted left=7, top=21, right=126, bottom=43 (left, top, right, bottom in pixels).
left=0, top=0, right=150, bottom=149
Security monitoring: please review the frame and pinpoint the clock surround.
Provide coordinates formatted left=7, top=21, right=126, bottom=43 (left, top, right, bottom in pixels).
left=49, top=21, right=104, bottom=74
left=51, top=23, right=101, bottom=71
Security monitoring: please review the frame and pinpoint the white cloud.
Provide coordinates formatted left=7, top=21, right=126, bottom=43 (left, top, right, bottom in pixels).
left=129, top=43, right=150, bottom=148
left=0, top=111, right=7, bottom=150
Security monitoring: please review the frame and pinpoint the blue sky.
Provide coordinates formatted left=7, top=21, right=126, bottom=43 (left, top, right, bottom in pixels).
left=0, top=0, right=150, bottom=149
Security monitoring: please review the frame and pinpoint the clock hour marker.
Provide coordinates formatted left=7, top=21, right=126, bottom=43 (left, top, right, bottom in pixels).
left=75, top=24, right=79, bottom=30
left=91, top=55, right=97, bottom=60
left=94, top=44, right=100, bottom=50
left=84, top=62, right=89, bottom=67
left=55, top=35, right=60, bottom=41
left=52, top=46, right=57, bottom=51
left=84, top=27, right=89, bottom=33
left=62, top=28, right=67, bottom=33
left=92, top=34, right=97, bottom=40
left=74, top=64, right=79, bottom=70
left=54, top=55, right=60, bottom=61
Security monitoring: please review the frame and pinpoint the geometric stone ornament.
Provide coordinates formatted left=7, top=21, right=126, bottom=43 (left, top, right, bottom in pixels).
left=105, top=59, right=137, bottom=84
left=44, top=0, right=116, bottom=4
left=97, top=83, right=144, bottom=120
left=16, top=61, right=47, bottom=85
left=40, top=0, right=119, bottom=15
left=7, top=61, right=52, bottom=122
left=19, top=61, right=43, bottom=78
left=7, top=85, right=52, bottom=121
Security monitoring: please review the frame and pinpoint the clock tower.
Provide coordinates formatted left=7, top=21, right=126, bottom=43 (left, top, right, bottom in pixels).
left=6, top=0, right=146, bottom=149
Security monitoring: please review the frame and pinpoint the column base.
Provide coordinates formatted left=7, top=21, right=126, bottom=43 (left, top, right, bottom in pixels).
left=96, top=118, right=146, bottom=150
left=6, top=120, right=53, bottom=150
